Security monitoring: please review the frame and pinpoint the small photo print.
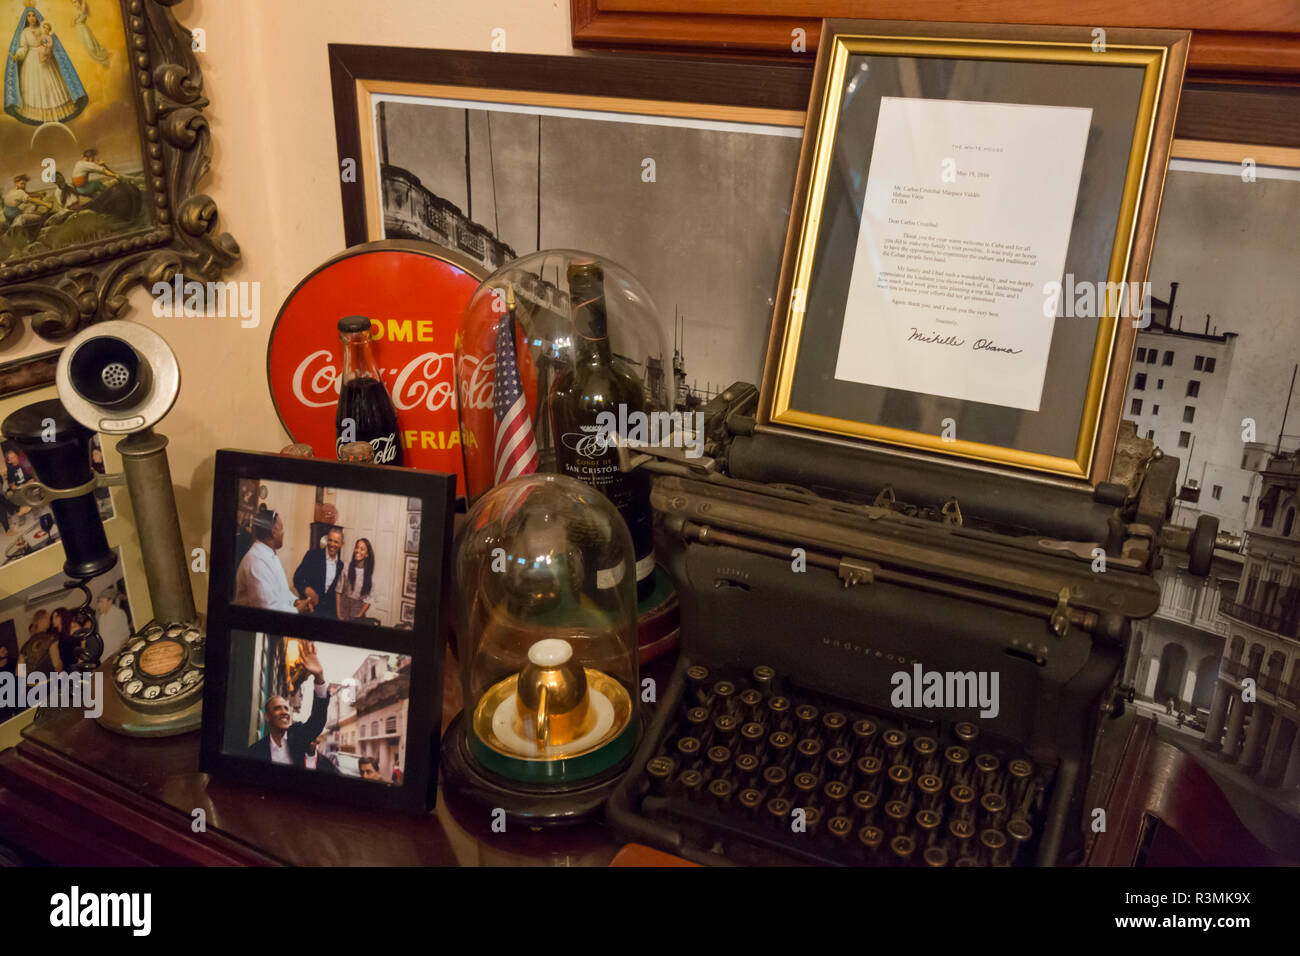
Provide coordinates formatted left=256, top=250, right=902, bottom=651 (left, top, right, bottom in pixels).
left=402, top=554, right=418, bottom=601
left=405, top=511, right=420, bottom=554
left=0, top=551, right=134, bottom=721
left=399, top=601, right=415, bottom=627
left=223, top=632, right=411, bottom=786
left=406, top=497, right=421, bottom=512
left=231, top=477, right=418, bottom=627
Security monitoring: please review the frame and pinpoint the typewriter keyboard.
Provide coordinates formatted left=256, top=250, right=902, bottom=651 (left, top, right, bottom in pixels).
left=630, top=662, right=1055, bottom=866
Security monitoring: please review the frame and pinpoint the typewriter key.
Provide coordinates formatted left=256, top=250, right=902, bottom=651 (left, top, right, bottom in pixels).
left=738, top=688, right=764, bottom=721
left=858, top=825, right=885, bottom=856
left=942, top=745, right=971, bottom=786
left=852, top=790, right=879, bottom=822
left=751, top=664, right=776, bottom=692
left=738, top=788, right=764, bottom=816
left=887, top=764, right=913, bottom=803
left=734, top=752, right=761, bottom=782
left=953, top=855, right=980, bottom=867
left=980, top=828, right=1009, bottom=867
left=915, top=809, right=942, bottom=845
left=795, top=737, right=823, bottom=772
left=1006, top=817, right=1033, bottom=864
left=793, top=772, right=820, bottom=805
left=912, top=736, right=939, bottom=774
left=769, top=730, right=796, bottom=767
left=825, top=747, right=853, bottom=781
left=923, top=846, right=949, bottom=867
left=766, top=797, right=792, bottom=827
left=953, top=721, right=979, bottom=744
left=884, top=799, right=910, bottom=834
left=980, top=792, right=1008, bottom=830
left=803, top=806, right=823, bottom=835
left=739, top=721, right=767, bottom=755
left=1007, top=758, right=1034, bottom=805
left=762, top=765, right=789, bottom=797
left=827, top=815, right=854, bottom=843
left=713, top=713, right=741, bottom=744
left=707, top=745, right=733, bottom=776
left=708, top=778, right=734, bottom=807
left=917, top=773, right=944, bottom=811
left=685, top=665, right=711, bottom=705
left=855, top=755, right=884, bottom=792
left=822, top=711, right=848, bottom=747
left=889, top=835, right=916, bottom=865
left=766, top=696, right=792, bottom=731
left=948, top=818, right=975, bottom=857
left=676, top=736, right=702, bottom=766
left=712, top=681, right=737, bottom=715
left=646, top=756, right=676, bottom=796
left=793, top=704, right=820, bottom=738
left=882, top=729, right=908, bottom=766
left=685, top=706, right=711, bottom=738
left=823, top=780, right=850, bottom=816
left=677, top=769, right=705, bottom=797
left=851, top=718, right=879, bottom=757
left=949, top=784, right=976, bottom=821
left=973, top=753, right=1001, bottom=794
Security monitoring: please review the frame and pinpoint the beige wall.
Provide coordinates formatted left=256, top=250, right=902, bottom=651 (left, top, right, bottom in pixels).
left=100, top=1, right=572, bottom=615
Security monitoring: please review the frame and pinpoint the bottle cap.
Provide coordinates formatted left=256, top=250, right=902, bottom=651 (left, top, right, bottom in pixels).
left=337, top=315, right=372, bottom=334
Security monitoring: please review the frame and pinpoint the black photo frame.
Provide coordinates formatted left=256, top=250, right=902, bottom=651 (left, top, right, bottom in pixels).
left=200, top=450, right=455, bottom=814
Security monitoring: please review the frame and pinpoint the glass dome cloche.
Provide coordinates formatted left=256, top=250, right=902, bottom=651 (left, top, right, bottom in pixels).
left=454, top=249, right=674, bottom=503
left=441, top=472, right=642, bottom=821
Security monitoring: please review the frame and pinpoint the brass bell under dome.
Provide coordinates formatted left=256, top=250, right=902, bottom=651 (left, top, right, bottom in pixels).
left=441, top=473, right=642, bottom=821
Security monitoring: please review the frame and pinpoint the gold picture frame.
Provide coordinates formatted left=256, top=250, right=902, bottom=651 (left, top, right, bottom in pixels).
left=761, top=20, right=1191, bottom=484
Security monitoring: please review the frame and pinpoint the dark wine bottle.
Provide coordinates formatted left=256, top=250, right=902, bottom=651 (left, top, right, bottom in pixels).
left=548, top=261, right=655, bottom=602
left=336, top=315, right=403, bottom=466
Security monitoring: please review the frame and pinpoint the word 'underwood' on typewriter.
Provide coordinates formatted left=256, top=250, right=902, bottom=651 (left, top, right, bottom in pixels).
left=607, top=383, right=1229, bottom=866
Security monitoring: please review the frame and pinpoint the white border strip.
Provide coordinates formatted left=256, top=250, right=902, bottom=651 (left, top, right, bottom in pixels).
left=1169, top=158, right=1300, bottom=181
left=370, top=92, right=804, bottom=139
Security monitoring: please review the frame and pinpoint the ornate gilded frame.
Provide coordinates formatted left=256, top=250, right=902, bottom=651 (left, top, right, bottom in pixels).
left=0, top=0, right=238, bottom=350
left=760, top=20, right=1189, bottom=485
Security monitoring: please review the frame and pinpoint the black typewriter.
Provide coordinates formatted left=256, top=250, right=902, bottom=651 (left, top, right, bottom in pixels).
left=608, top=385, right=1221, bottom=866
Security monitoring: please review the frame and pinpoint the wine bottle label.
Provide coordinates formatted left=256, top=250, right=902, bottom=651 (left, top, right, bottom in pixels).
left=596, top=563, right=626, bottom=589
left=635, top=552, right=654, bottom=582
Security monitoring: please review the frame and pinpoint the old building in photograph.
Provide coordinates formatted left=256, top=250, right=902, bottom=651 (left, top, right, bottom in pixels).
left=326, top=652, right=411, bottom=781
left=1121, top=279, right=1300, bottom=798
left=1200, top=451, right=1300, bottom=788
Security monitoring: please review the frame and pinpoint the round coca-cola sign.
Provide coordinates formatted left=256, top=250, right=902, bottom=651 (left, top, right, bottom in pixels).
left=267, top=241, right=487, bottom=482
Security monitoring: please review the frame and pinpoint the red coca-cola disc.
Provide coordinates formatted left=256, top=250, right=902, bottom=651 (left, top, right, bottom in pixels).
left=266, top=241, right=488, bottom=483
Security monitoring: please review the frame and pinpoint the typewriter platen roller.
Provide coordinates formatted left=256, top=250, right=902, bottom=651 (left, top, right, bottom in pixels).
left=608, top=384, right=1223, bottom=866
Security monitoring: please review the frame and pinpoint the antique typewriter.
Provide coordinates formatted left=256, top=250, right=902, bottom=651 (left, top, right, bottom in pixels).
left=608, top=384, right=1221, bottom=866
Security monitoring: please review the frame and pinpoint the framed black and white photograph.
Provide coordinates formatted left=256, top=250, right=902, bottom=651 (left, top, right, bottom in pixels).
left=330, top=45, right=809, bottom=407
left=201, top=450, right=455, bottom=812
left=1118, top=139, right=1300, bottom=734
left=406, top=496, right=421, bottom=512
left=404, top=510, right=420, bottom=555
left=402, top=553, right=418, bottom=602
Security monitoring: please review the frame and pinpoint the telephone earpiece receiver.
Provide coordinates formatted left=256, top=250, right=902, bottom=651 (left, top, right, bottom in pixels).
left=56, top=320, right=179, bottom=435
left=55, top=320, right=202, bottom=737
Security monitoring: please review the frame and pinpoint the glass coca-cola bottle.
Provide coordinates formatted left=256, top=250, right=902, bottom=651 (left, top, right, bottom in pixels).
left=336, top=315, right=403, bottom=466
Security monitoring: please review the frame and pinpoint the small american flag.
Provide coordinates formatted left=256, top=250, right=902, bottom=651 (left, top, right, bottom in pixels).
left=493, top=304, right=540, bottom=485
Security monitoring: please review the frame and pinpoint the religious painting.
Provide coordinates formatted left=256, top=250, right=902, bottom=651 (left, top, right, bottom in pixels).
left=1, top=1, right=148, bottom=265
